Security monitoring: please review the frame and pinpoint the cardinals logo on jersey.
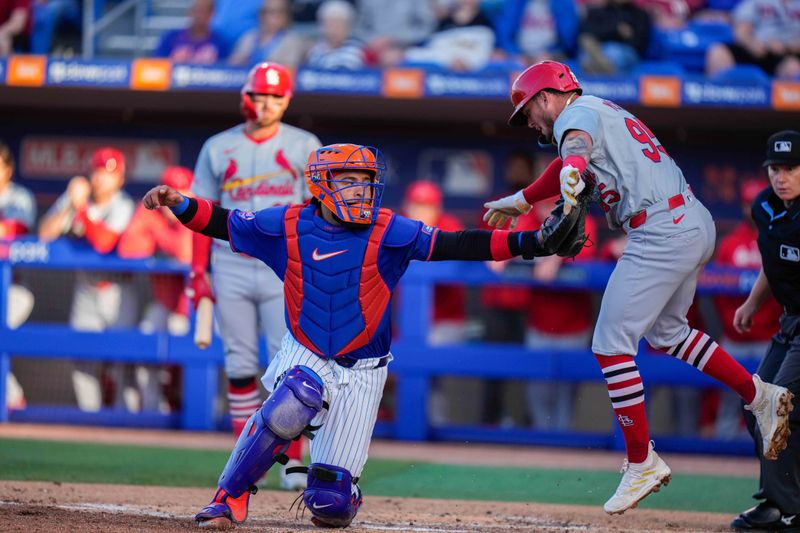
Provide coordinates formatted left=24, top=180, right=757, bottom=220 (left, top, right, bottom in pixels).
left=223, top=159, right=238, bottom=183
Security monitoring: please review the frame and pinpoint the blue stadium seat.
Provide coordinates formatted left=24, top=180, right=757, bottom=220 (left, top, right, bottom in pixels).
left=707, top=0, right=741, bottom=10
left=656, top=21, right=734, bottom=72
left=631, top=61, right=687, bottom=77
left=711, top=64, right=770, bottom=84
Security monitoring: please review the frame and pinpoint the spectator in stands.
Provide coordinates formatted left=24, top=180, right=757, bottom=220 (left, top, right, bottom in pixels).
left=577, top=0, right=652, bottom=75
left=154, top=0, right=229, bottom=64
left=228, top=0, right=307, bottom=68
left=404, top=0, right=496, bottom=71
left=705, top=0, right=800, bottom=80
left=712, top=179, right=783, bottom=439
left=495, top=0, right=579, bottom=65
left=354, top=0, right=437, bottom=67
left=305, top=0, right=367, bottom=70
left=0, top=141, right=35, bottom=412
left=0, top=0, right=31, bottom=55
left=635, top=0, right=705, bottom=30
left=524, top=197, right=598, bottom=431
left=401, top=180, right=468, bottom=424
left=117, top=166, right=194, bottom=413
left=478, top=150, right=536, bottom=426
left=39, top=147, right=136, bottom=412
left=209, top=0, right=261, bottom=51
left=31, top=0, right=80, bottom=54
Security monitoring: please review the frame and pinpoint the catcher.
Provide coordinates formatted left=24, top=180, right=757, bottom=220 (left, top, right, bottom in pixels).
left=142, top=142, right=591, bottom=529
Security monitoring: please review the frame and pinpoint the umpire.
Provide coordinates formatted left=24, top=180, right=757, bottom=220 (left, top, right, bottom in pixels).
left=731, top=130, right=800, bottom=532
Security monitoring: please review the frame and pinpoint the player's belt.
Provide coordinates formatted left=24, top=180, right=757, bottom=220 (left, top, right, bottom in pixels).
left=628, top=190, right=691, bottom=230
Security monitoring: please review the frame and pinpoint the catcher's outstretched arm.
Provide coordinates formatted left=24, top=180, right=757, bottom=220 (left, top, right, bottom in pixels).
left=429, top=229, right=542, bottom=261
left=171, top=196, right=230, bottom=241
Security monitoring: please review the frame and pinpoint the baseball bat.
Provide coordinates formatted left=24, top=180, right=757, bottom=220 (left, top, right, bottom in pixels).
left=194, top=297, right=213, bottom=349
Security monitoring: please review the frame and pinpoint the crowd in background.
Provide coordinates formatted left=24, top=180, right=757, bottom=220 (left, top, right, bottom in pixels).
left=0, top=138, right=780, bottom=440
left=1, top=0, right=799, bottom=79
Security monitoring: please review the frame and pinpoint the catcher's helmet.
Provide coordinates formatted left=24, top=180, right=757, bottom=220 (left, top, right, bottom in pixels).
left=305, top=144, right=386, bottom=225
left=404, top=180, right=442, bottom=208
left=240, top=62, right=293, bottom=120
left=508, top=61, right=581, bottom=127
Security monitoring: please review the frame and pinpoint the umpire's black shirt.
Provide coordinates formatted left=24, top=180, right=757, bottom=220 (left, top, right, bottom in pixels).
left=752, top=187, right=800, bottom=314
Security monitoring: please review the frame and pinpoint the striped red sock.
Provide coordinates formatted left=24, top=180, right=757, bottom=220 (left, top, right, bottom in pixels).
left=596, top=354, right=650, bottom=463
left=285, top=437, right=304, bottom=461
left=228, top=378, right=261, bottom=438
left=663, top=329, right=755, bottom=403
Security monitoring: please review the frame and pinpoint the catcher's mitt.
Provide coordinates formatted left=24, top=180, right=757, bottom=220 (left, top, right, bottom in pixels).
left=527, top=186, right=592, bottom=258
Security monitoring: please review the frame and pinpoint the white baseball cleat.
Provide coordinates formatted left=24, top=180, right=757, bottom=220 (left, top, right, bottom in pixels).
left=745, top=374, right=795, bottom=460
left=279, top=459, right=307, bottom=491
left=604, top=442, right=672, bottom=515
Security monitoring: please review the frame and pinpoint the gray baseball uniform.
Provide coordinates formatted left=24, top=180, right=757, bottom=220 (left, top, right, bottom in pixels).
left=0, top=182, right=36, bottom=231
left=554, top=95, right=716, bottom=356
left=45, top=189, right=136, bottom=411
left=192, top=123, right=322, bottom=378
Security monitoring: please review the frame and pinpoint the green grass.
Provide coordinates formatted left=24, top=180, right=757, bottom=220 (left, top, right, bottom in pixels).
left=0, top=438, right=757, bottom=514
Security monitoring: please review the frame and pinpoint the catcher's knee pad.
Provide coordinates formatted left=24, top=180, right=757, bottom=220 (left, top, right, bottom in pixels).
left=219, top=366, right=324, bottom=497
left=304, top=463, right=363, bottom=528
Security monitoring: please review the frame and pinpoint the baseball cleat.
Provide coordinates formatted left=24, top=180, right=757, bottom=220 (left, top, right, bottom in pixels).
left=195, top=486, right=254, bottom=529
left=603, top=442, right=672, bottom=515
left=280, top=459, right=307, bottom=491
left=745, top=374, right=795, bottom=460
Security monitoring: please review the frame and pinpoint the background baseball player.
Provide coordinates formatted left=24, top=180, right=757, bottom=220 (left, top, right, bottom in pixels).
left=0, top=140, right=36, bottom=411
left=39, top=147, right=136, bottom=412
left=189, top=62, right=322, bottom=489
left=118, top=166, right=195, bottom=412
left=483, top=60, right=794, bottom=515
left=143, top=142, right=586, bottom=529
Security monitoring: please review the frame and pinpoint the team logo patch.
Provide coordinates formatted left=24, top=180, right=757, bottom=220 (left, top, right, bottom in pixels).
left=238, top=210, right=255, bottom=220
left=422, top=224, right=435, bottom=235
left=775, top=141, right=792, bottom=152
left=617, top=414, right=634, bottom=427
left=780, top=244, right=800, bottom=262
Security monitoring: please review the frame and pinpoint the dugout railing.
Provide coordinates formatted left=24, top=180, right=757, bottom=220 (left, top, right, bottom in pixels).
left=0, top=239, right=760, bottom=455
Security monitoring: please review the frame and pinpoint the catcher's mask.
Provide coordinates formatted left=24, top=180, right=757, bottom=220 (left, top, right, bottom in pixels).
left=305, top=144, right=386, bottom=225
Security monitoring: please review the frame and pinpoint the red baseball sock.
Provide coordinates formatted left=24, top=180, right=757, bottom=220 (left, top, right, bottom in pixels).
left=228, top=378, right=261, bottom=438
left=285, top=437, right=304, bottom=461
left=596, top=354, right=651, bottom=464
left=663, top=329, right=755, bottom=403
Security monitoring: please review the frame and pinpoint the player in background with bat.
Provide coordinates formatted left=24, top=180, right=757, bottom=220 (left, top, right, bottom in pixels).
left=188, top=62, right=322, bottom=490
left=143, top=142, right=591, bottom=529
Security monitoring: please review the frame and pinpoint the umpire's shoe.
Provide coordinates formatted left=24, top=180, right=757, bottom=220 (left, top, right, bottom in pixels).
left=195, top=486, right=256, bottom=529
left=604, top=442, right=672, bottom=515
left=731, top=501, right=800, bottom=532
left=745, top=375, right=795, bottom=460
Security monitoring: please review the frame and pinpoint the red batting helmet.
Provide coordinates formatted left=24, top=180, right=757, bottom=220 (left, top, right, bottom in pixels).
left=161, top=166, right=193, bottom=191
left=508, top=61, right=581, bottom=127
left=91, top=147, right=125, bottom=174
left=404, top=180, right=442, bottom=209
left=240, top=62, right=293, bottom=120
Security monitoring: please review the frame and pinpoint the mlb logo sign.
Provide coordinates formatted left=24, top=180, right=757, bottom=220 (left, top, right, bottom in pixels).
left=780, top=244, right=800, bottom=262
left=775, top=141, right=793, bottom=152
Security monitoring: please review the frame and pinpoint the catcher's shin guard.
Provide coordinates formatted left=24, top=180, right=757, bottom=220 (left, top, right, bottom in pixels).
left=218, top=366, right=324, bottom=497
left=304, top=463, right=363, bottom=528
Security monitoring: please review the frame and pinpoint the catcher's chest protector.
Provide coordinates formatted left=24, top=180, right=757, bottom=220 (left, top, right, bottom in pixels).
left=283, top=204, right=392, bottom=357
